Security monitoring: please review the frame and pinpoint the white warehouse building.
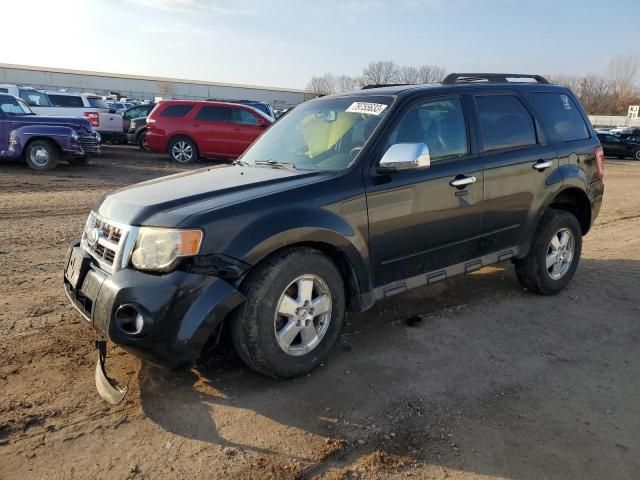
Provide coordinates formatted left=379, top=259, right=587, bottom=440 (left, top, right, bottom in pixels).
left=0, top=63, right=309, bottom=109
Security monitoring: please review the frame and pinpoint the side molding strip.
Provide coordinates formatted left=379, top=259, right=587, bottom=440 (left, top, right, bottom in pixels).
left=374, top=247, right=519, bottom=300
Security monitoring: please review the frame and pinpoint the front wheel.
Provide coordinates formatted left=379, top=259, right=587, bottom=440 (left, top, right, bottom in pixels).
left=230, top=247, right=345, bottom=378
left=514, top=209, right=582, bottom=295
left=169, top=137, right=197, bottom=163
left=25, top=140, right=59, bottom=171
left=634, top=149, right=640, bottom=161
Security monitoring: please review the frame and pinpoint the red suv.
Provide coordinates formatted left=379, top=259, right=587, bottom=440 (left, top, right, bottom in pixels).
left=146, top=100, right=272, bottom=163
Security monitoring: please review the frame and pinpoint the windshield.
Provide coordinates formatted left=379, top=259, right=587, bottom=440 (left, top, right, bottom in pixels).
left=19, top=89, right=52, bottom=107
left=0, top=97, right=34, bottom=115
left=241, top=95, right=394, bottom=171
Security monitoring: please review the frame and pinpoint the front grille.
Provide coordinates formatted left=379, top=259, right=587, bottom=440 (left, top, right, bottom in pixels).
left=81, top=212, right=134, bottom=274
left=78, top=135, right=100, bottom=153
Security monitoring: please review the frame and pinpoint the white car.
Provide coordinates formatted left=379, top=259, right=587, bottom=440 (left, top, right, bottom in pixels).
left=45, top=91, right=123, bottom=137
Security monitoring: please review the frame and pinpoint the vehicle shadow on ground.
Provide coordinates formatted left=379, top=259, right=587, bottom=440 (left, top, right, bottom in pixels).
left=139, top=258, right=640, bottom=478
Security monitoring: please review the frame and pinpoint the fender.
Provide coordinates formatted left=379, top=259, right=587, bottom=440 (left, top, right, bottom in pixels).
left=11, top=124, right=78, bottom=155
left=229, top=206, right=372, bottom=296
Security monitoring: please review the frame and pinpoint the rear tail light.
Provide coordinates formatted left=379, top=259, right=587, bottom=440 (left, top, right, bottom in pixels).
left=594, top=146, right=605, bottom=180
left=83, top=112, right=99, bottom=128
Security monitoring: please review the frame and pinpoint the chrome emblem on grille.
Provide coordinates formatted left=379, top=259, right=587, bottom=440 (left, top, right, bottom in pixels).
left=87, top=227, right=102, bottom=247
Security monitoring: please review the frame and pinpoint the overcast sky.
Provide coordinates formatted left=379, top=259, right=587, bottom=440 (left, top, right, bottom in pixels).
left=2, top=0, right=639, bottom=89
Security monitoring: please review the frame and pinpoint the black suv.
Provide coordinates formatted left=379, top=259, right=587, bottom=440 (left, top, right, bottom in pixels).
left=64, top=73, right=604, bottom=389
left=597, top=132, right=640, bottom=160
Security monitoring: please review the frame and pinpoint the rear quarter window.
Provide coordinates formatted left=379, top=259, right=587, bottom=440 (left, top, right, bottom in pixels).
left=160, top=104, right=194, bottom=117
left=530, top=92, right=590, bottom=142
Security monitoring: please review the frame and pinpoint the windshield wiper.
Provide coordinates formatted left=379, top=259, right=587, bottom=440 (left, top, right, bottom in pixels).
left=254, top=160, right=297, bottom=170
left=232, top=159, right=250, bottom=166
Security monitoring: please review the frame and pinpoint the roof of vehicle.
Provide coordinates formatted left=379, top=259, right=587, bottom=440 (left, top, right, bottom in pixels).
left=326, top=73, right=567, bottom=99
left=45, top=90, right=102, bottom=98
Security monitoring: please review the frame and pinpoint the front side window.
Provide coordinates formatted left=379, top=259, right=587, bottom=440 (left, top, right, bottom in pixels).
left=48, top=94, right=84, bottom=108
left=0, top=97, right=33, bottom=115
left=231, top=108, right=258, bottom=126
left=475, top=95, right=537, bottom=152
left=19, top=89, right=51, bottom=107
left=242, top=95, right=394, bottom=171
left=196, top=106, right=228, bottom=122
left=383, top=97, right=468, bottom=161
left=160, top=104, right=193, bottom=117
left=529, top=92, right=589, bottom=142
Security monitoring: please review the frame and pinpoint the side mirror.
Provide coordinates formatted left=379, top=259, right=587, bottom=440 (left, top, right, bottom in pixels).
left=378, top=143, right=431, bottom=172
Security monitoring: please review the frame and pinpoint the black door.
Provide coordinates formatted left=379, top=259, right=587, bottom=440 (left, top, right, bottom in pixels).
left=366, top=95, right=484, bottom=291
left=472, top=92, right=559, bottom=253
left=598, top=134, right=626, bottom=157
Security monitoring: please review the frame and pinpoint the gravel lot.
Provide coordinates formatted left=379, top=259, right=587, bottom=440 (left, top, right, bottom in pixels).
left=1, top=146, right=639, bottom=479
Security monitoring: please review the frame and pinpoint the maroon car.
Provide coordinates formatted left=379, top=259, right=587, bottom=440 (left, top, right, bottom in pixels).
left=146, top=100, right=272, bottom=163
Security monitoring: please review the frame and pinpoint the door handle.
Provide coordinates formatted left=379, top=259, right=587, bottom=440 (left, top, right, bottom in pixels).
left=449, top=175, right=477, bottom=188
left=533, top=160, right=553, bottom=170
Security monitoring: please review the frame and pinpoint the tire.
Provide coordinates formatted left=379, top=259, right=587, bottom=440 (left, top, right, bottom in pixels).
left=514, top=209, right=582, bottom=295
left=169, top=136, right=198, bottom=163
left=25, top=140, right=59, bottom=171
left=137, top=130, right=150, bottom=152
left=230, top=247, right=345, bottom=378
left=67, top=156, right=89, bottom=165
left=634, top=149, right=640, bottom=161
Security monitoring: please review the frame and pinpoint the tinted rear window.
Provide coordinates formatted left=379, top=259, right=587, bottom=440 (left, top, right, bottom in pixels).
left=88, top=97, right=108, bottom=109
left=48, top=94, right=84, bottom=108
left=530, top=93, right=590, bottom=142
left=475, top=95, right=537, bottom=152
left=196, top=106, right=229, bottom=122
left=161, top=104, right=193, bottom=117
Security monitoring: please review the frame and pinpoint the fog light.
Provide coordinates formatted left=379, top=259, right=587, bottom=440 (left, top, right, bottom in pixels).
left=114, top=304, right=152, bottom=336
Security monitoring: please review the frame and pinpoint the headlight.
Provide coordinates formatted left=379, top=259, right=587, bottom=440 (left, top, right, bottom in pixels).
left=130, top=121, right=137, bottom=129
left=131, top=227, right=203, bottom=271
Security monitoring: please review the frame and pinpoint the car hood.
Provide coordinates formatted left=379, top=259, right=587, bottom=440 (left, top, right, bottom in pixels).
left=97, top=165, right=335, bottom=227
left=9, top=115, right=93, bottom=134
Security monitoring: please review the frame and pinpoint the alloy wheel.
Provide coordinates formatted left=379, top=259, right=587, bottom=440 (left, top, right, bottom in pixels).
left=546, top=227, right=575, bottom=280
left=273, top=274, right=332, bottom=356
left=171, top=141, right=193, bottom=162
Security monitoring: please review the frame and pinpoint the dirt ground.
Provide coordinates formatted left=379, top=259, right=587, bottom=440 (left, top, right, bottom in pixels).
left=0, top=146, right=639, bottom=480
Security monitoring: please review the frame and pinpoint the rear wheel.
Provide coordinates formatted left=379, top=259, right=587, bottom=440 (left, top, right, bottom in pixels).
left=514, top=209, right=582, bottom=295
left=25, top=140, right=59, bottom=171
left=634, top=149, right=640, bottom=161
left=169, top=136, right=197, bottom=163
left=231, top=247, right=345, bottom=378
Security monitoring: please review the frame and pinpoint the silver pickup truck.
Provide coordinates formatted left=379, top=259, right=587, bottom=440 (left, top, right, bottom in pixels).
left=0, top=85, right=122, bottom=137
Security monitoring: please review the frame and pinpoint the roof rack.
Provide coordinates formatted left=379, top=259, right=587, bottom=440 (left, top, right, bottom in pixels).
left=442, top=73, right=550, bottom=85
left=361, top=83, right=414, bottom=90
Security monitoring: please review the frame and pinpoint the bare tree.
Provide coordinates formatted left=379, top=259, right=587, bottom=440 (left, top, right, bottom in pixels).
left=579, top=75, right=615, bottom=114
left=335, top=75, right=361, bottom=93
left=306, top=74, right=336, bottom=96
left=156, top=81, right=176, bottom=98
left=417, top=65, right=447, bottom=84
left=362, top=61, right=398, bottom=85
left=396, top=66, right=420, bottom=84
left=547, top=74, right=583, bottom=95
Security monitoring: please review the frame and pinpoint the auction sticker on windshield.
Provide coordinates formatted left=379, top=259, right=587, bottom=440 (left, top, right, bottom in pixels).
left=346, top=102, right=388, bottom=116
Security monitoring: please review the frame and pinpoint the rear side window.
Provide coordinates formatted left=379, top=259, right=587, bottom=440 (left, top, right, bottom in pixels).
left=87, top=97, right=108, bottom=109
left=49, top=94, right=84, bottom=108
left=475, top=95, right=537, bottom=152
left=530, top=93, right=590, bottom=142
left=231, top=108, right=258, bottom=126
left=161, top=104, right=193, bottom=118
left=196, top=106, right=228, bottom=122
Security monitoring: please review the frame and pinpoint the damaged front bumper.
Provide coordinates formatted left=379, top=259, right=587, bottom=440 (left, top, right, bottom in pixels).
left=63, top=242, right=245, bottom=400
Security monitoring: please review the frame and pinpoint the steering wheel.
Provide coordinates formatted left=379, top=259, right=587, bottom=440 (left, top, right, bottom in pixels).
left=349, top=146, right=364, bottom=157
